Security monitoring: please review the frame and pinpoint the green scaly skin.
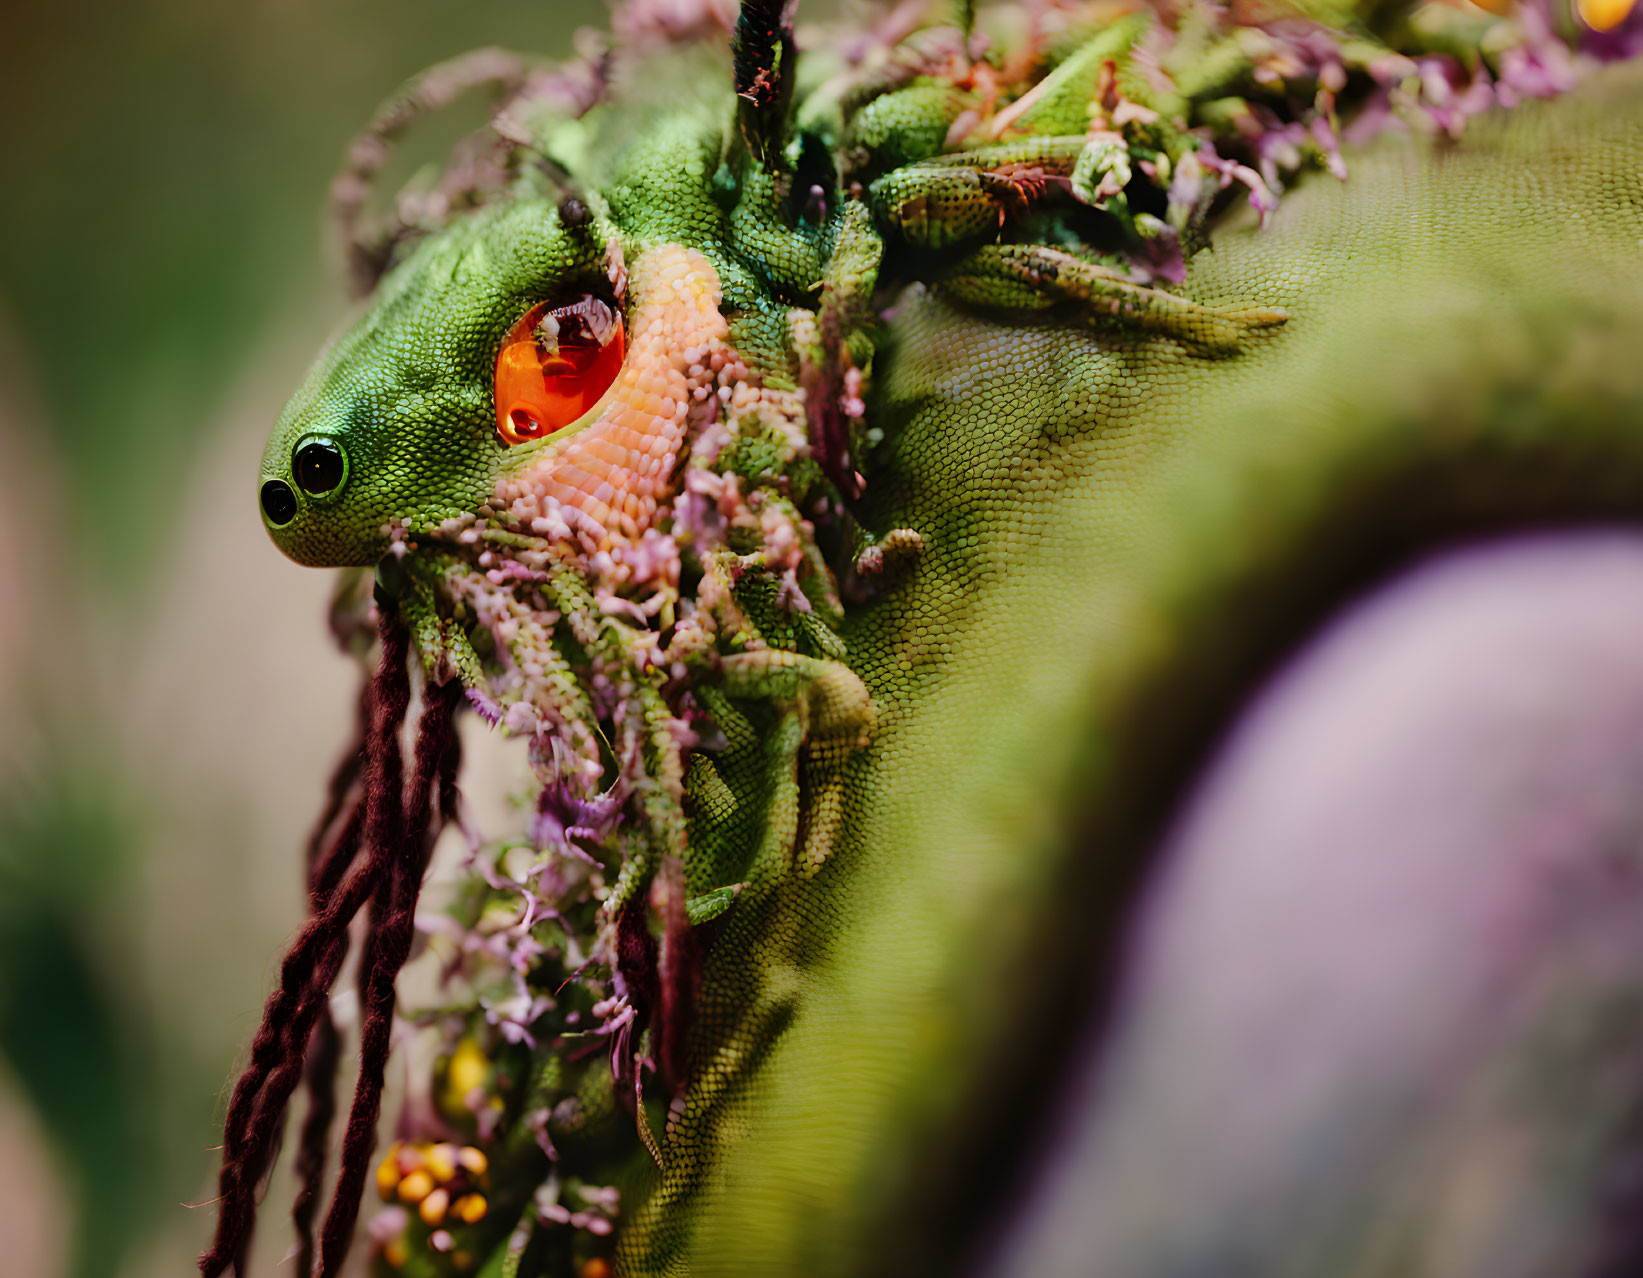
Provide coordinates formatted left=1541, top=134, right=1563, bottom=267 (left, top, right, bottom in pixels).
left=659, top=67, right=1643, bottom=1278
left=249, top=2, right=1643, bottom=1274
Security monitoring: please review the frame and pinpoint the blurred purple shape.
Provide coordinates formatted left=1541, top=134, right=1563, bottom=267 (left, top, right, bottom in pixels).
left=992, top=531, right=1643, bottom=1278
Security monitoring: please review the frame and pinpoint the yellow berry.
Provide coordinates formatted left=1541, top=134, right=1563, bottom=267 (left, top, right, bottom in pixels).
left=397, top=1169, right=434, bottom=1205
left=1578, top=0, right=1636, bottom=28
left=457, top=1146, right=489, bottom=1177
left=579, top=1259, right=612, bottom=1278
left=453, top=1193, right=489, bottom=1225
left=382, top=1240, right=409, bottom=1269
left=446, top=1039, right=491, bottom=1099
left=375, top=1154, right=401, bottom=1201
left=419, top=1186, right=451, bottom=1228
left=426, top=1142, right=458, bottom=1183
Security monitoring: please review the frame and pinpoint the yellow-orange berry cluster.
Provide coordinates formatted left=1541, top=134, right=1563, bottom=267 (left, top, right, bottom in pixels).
left=376, top=1140, right=491, bottom=1234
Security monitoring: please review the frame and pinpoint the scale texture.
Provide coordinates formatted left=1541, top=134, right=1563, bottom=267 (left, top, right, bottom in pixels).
left=620, top=60, right=1643, bottom=1276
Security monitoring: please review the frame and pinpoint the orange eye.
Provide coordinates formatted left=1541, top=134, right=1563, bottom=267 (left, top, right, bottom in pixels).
left=493, top=295, right=625, bottom=446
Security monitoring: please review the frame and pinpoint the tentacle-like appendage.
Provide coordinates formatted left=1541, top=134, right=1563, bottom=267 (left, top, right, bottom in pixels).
left=984, top=13, right=1151, bottom=139
left=535, top=552, right=689, bottom=919
left=330, top=48, right=531, bottom=297
left=720, top=650, right=874, bottom=878
left=795, top=199, right=882, bottom=496
left=869, top=136, right=1087, bottom=249
left=940, top=243, right=1287, bottom=352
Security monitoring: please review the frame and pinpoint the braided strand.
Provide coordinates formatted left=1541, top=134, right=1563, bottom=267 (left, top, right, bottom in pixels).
left=317, top=676, right=461, bottom=1276
left=199, top=613, right=411, bottom=1276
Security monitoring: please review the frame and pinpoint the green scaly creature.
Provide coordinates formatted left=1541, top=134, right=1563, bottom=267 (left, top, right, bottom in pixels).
left=209, top=0, right=1643, bottom=1275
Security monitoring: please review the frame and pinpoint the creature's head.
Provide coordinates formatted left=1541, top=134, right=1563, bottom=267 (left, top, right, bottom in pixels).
left=259, top=198, right=624, bottom=565
left=257, top=1, right=843, bottom=569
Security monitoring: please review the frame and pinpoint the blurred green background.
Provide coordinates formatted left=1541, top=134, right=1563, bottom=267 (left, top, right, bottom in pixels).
left=0, top=3, right=602, bottom=1274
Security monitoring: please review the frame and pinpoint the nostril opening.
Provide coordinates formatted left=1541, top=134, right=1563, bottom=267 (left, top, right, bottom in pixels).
left=261, top=479, right=297, bottom=526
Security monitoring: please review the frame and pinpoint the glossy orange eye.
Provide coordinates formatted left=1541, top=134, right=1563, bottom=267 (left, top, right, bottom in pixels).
left=493, top=295, right=625, bottom=446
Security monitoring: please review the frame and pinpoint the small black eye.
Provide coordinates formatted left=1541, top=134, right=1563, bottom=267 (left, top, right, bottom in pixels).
left=261, top=479, right=297, bottom=526
left=293, top=439, right=346, bottom=495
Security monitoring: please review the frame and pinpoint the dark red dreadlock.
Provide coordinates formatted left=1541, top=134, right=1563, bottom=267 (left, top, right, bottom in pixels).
left=290, top=682, right=369, bottom=1277
left=200, top=609, right=464, bottom=1276
left=318, top=662, right=458, bottom=1275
